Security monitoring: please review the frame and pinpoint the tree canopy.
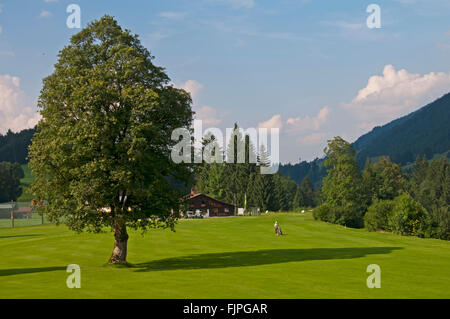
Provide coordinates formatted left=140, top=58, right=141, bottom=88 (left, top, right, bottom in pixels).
left=28, top=16, right=194, bottom=263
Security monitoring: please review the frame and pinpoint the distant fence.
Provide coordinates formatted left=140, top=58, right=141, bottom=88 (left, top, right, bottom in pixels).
left=0, top=202, right=51, bottom=228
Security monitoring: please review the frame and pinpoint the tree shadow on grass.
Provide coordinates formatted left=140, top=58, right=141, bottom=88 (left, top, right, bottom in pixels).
left=0, top=266, right=66, bottom=277
left=131, top=247, right=402, bottom=272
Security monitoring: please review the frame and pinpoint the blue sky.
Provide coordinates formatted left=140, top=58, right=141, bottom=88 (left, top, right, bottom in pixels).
left=0, top=0, right=449, bottom=163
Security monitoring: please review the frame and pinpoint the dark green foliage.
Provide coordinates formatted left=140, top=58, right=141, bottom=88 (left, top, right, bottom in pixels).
left=388, top=194, right=430, bottom=237
left=408, top=156, right=449, bottom=239
left=364, top=194, right=431, bottom=237
left=300, top=177, right=315, bottom=207
left=333, top=206, right=364, bottom=228
left=312, top=204, right=331, bottom=222
left=279, top=158, right=327, bottom=190
left=248, top=172, right=275, bottom=211
left=0, top=162, right=24, bottom=202
left=272, top=173, right=298, bottom=211
left=315, top=137, right=367, bottom=228
left=321, top=137, right=366, bottom=209
left=361, top=155, right=448, bottom=240
left=429, top=206, right=449, bottom=240
left=292, top=177, right=316, bottom=209
left=362, top=156, right=406, bottom=203
left=313, top=204, right=364, bottom=228
left=195, top=124, right=258, bottom=211
left=409, top=157, right=449, bottom=210
left=364, top=199, right=394, bottom=232
left=195, top=128, right=300, bottom=212
left=292, top=186, right=304, bottom=209
left=281, top=92, right=450, bottom=201
left=28, top=16, right=194, bottom=237
left=0, top=128, right=36, bottom=164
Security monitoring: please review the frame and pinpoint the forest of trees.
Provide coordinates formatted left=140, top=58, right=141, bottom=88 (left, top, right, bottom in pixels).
left=0, top=128, right=35, bottom=164
left=1, top=127, right=448, bottom=240
left=353, top=92, right=450, bottom=167
left=279, top=158, right=327, bottom=191
left=1, top=100, right=448, bottom=241
left=314, top=137, right=449, bottom=240
left=0, top=129, right=34, bottom=202
left=194, top=124, right=316, bottom=212
left=0, top=162, right=24, bottom=202
left=280, top=93, right=450, bottom=183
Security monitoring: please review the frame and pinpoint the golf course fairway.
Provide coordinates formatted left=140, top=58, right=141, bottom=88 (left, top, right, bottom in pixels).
left=0, top=213, right=449, bottom=298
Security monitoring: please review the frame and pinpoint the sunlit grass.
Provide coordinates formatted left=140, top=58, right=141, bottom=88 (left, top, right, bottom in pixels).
left=0, top=213, right=449, bottom=298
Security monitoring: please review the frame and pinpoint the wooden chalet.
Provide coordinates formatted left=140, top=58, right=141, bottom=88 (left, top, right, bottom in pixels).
left=181, top=189, right=235, bottom=218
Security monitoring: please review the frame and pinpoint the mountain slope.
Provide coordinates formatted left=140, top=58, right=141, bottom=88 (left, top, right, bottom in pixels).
left=353, top=92, right=450, bottom=166
left=280, top=92, right=450, bottom=185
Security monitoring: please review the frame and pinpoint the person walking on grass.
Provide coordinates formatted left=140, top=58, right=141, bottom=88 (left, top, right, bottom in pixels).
left=274, top=221, right=282, bottom=236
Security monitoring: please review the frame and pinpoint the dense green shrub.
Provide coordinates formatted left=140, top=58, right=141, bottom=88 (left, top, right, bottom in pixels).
left=313, top=204, right=364, bottom=228
left=313, top=204, right=332, bottom=222
left=429, top=206, right=450, bottom=240
left=388, top=194, right=430, bottom=237
left=364, top=199, right=394, bottom=232
left=333, top=206, right=364, bottom=228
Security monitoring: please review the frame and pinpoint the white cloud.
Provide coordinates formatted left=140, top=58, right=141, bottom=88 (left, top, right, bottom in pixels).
left=181, top=80, right=204, bottom=100
left=0, top=26, right=2, bottom=35
left=0, top=75, right=41, bottom=134
left=39, top=10, right=52, bottom=18
left=160, top=11, right=187, bottom=19
left=286, top=106, right=330, bottom=133
left=194, top=106, right=223, bottom=126
left=177, top=80, right=223, bottom=126
left=258, top=114, right=283, bottom=130
left=342, top=65, right=450, bottom=131
left=297, top=132, right=330, bottom=146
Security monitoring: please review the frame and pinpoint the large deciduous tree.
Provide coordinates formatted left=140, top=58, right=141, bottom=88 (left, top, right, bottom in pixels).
left=316, top=137, right=367, bottom=227
left=362, top=156, right=406, bottom=201
left=29, top=16, right=194, bottom=264
left=322, top=137, right=366, bottom=209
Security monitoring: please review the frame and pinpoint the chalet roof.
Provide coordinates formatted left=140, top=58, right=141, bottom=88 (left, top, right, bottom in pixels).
left=182, top=192, right=234, bottom=207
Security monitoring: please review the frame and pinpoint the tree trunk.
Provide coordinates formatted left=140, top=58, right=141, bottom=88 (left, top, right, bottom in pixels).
left=108, top=215, right=129, bottom=264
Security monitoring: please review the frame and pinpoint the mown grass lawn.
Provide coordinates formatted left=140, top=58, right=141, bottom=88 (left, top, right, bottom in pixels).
left=0, top=213, right=449, bottom=298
